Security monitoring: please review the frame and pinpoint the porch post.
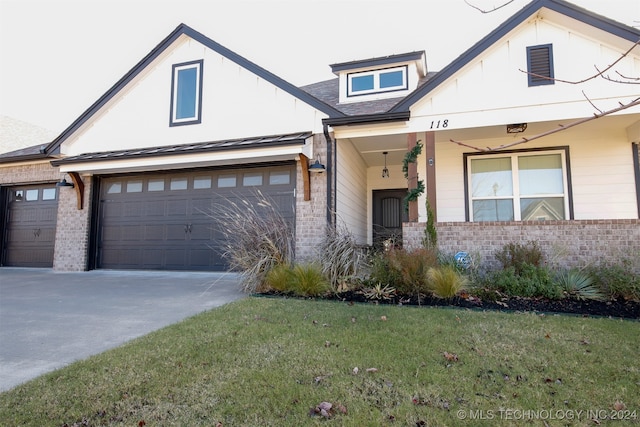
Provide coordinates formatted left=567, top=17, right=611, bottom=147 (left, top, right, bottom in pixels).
left=407, top=133, right=419, bottom=222
left=425, top=131, right=437, bottom=221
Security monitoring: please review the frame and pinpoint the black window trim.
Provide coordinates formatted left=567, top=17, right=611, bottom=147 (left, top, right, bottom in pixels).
left=526, top=43, right=555, bottom=87
left=169, top=59, right=204, bottom=127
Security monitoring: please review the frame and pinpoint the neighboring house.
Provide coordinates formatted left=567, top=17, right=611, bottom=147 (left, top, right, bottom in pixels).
left=0, top=0, right=638, bottom=272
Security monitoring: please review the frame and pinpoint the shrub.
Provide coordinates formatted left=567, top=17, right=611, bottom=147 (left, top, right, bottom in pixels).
left=316, top=224, right=369, bottom=292
left=495, top=241, right=543, bottom=275
left=587, top=261, right=640, bottom=301
left=385, top=248, right=438, bottom=296
left=555, top=269, right=605, bottom=301
left=428, top=265, right=467, bottom=298
left=488, top=264, right=562, bottom=299
left=212, top=190, right=294, bottom=293
left=264, top=264, right=294, bottom=293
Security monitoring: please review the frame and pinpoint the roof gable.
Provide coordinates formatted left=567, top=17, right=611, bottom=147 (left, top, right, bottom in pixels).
left=45, top=23, right=344, bottom=155
left=390, top=0, right=640, bottom=113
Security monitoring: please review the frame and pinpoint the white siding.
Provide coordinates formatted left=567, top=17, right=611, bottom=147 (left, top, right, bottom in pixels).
left=62, top=35, right=326, bottom=156
left=336, top=140, right=367, bottom=243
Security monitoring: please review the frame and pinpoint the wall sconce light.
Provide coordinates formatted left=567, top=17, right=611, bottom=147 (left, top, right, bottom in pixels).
left=381, top=151, right=389, bottom=178
left=506, top=123, right=527, bottom=133
left=56, top=174, right=75, bottom=188
left=308, top=157, right=326, bottom=173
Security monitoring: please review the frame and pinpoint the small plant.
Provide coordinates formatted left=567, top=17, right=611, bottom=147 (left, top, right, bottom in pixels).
left=316, top=224, right=369, bottom=292
left=495, top=241, right=543, bottom=275
left=427, top=265, right=467, bottom=298
left=556, top=269, right=605, bottom=301
left=486, top=264, right=562, bottom=299
left=423, top=198, right=437, bottom=249
left=587, top=260, right=640, bottom=301
left=288, top=263, right=330, bottom=297
left=264, top=264, right=294, bottom=293
left=386, top=248, right=438, bottom=296
left=361, top=283, right=397, bottom=301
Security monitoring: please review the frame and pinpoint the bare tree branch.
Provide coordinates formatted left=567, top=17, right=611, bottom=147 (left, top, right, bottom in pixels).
left=464, top=0, right=515, bottom=14
left=450, top=96, right=640, bottom=152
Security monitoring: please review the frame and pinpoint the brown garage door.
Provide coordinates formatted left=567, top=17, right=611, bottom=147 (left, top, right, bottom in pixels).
left=97, top=165, right=295, bottom=271
left=2, top=184, right=58, bottom=267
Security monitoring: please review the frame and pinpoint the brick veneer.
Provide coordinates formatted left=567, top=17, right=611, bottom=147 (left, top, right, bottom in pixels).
left=404, top=219, right=640, bottom=273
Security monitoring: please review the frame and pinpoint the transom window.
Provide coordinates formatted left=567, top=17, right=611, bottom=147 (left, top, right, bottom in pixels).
left=170, top=59, right=203, bottom=126
left=347, top=66, right=407, bottom=97
left=467, top=149, right=569, bottom=221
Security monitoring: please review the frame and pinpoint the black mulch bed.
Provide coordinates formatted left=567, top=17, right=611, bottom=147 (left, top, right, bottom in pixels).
left=260, top=292, right=640, bottom=320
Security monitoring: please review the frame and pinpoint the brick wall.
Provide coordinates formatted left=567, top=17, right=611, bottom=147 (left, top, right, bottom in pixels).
left=295, top=133, right=329, bottom=261
left=52, top=176, right=92, bottom=271
left=404, top=220, right=640, bottom=273
left=0, top=161, right=59, bottom=184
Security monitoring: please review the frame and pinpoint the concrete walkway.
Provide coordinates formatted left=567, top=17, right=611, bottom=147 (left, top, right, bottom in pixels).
left=0, top=268, right=245, bottom=392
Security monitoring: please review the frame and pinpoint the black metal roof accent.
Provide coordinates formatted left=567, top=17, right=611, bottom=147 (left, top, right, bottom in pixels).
left=330, top=51, right=426, bottom=74
left=44, top=24, right=344, bottom=155
left=389, top=0, right=640, bottom=113
left=323, top=111, right=410, bottom=127
left=50, top=132, right=312, bottom=166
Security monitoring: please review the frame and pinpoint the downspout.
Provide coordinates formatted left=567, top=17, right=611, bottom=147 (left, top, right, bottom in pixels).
left=323, top=123, right=335, bottom=227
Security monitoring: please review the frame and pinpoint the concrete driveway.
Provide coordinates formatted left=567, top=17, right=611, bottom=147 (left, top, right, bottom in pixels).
left=0, top=268, right=245, bottom=392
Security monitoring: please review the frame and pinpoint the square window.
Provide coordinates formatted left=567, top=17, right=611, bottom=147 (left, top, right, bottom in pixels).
left=193, top=176, right=212, bottom=189
left=170, top=60, right=203, bottom=126
left=467, top=150, right=568, bottom=221
left=351, top=74, right=374, bottom=92
left=13, top=190, right=24, bottom=201
left=148, top=179, right=165, bottom=192
left=217, top=175, right=236, bottom=188
left=107, top=182, right=122, bottom=194
left=243, top=172, right=263, bottom=187
left=379, top=70, right=404, bottom=88
left=126, top=181, right=143, bottom=193
left=269, top=170, right=290, bottom=185
left=170, top=177, right=188, bottom=190
left=25, top=189, right=38, bottom=201
left=42, top=188, right=57, bottom=200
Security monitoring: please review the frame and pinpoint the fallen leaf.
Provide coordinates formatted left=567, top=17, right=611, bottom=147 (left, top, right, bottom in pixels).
left=443, top=351, right=459, bottom=362
left=366, top=367, right=378, bottom=373
left=351, top=317, right=356, bottom=323
left=138, top=421, right=146, bottom=427
left=544, top=333, right=551, bottom=339
left=381, top=315, right=387, bottom=321
left=324, top=341, right=331, bottom=347
left=613, top=400, right=626, bottom=411
left=352, top=367, right=359, bottom=375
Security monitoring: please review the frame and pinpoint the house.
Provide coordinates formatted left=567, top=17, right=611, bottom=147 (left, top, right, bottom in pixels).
left=1, top=0, right=638, bottom=272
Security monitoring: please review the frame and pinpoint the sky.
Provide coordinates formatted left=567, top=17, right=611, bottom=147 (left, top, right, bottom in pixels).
left=0, top=0, right=638, bottom=136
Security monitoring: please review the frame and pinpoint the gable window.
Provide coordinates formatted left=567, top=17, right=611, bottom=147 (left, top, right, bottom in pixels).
left=170, top=60, right=203, bottom=126
left=466, top=149, right=570, bottom=221
left=526, top=44, right=554, bottom=86
left=347, top=66, right=407, bottom=97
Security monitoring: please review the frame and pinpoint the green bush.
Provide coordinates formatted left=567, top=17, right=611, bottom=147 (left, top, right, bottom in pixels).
left=495, top=241, right=543, bottom=275
left=428, top=265, right=467, bottom=298
left=289, top=263, right=330, bottom=297
left=488, top=264, right=562, bottom=299
left=382, top=248, right=438, bottom=296
left=587, top=261, right=640, bottom=301
left=264, top=264, right=294, bottom=293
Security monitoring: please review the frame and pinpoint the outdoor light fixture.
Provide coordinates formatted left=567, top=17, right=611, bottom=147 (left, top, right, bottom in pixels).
left=308, top=157, right=326, bottom=173
left=506, top=123, right=527, bottom=133
left=56, top=174, right=74, bottom=188
left=382, top=152, right=389, bottom=178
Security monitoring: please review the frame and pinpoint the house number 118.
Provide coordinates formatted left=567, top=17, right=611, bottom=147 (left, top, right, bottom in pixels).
left=430, top=119, right=449, bottom=129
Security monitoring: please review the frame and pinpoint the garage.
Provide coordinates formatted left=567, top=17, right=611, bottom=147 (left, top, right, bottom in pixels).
left=96, top=164, right=295, bottom=271
left=2, top=184, right=59, bottom=267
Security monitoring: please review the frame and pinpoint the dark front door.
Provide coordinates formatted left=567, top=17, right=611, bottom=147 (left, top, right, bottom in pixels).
left=372, top=189, right=407, bottom=249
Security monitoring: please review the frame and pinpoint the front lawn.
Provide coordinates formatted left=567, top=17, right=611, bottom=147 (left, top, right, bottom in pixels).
left=1, top=297, right=638, bottom=426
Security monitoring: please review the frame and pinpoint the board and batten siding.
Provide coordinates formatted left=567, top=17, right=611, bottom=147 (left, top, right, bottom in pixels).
left=336, top=140, right=367, bottom=244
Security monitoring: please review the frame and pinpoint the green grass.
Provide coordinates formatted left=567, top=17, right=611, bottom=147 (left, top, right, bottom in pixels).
left=1, top=298, right=638, bottom=426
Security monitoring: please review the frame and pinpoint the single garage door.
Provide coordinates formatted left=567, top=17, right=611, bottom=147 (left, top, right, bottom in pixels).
left=97, top=164, right=295, bottom=271
left=2, top=184, right=59, bottom=267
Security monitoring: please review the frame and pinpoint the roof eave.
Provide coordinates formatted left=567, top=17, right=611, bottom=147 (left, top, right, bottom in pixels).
left=323, top=111, right=411, bottom=127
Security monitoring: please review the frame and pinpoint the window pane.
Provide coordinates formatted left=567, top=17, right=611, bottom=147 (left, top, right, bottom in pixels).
left=25, top=189, right=38, bottom=201
left=352, top=74, right=374, bottom=92
left=269, top=171, right=290, bottom=185
left=107, top=182, right=122, bottom=194
left=176, top=67, right=197, bottom=119
left=521, top=197, right=564, bottom=220
left=471, top=157, right=513, bottom=197
left=13, top=190, right=24, bottom=201
left=518, top=154, right=563, bottom=195
left=148, top=179, right=165, bottom=192
left=380, top=70, right=403, bottom=88
left=473, top=199, right=514, bottom=221
left=126, top=181, right=143, bottom=193
left=243, top=173, right=263, bottom=187
left=218, top=175, right=236, bottom=188
left=170, top=178, right=188, bottom=190
left=194, top=176, right=212, bottom=189
left=42, top=188, right=56, bottom=200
